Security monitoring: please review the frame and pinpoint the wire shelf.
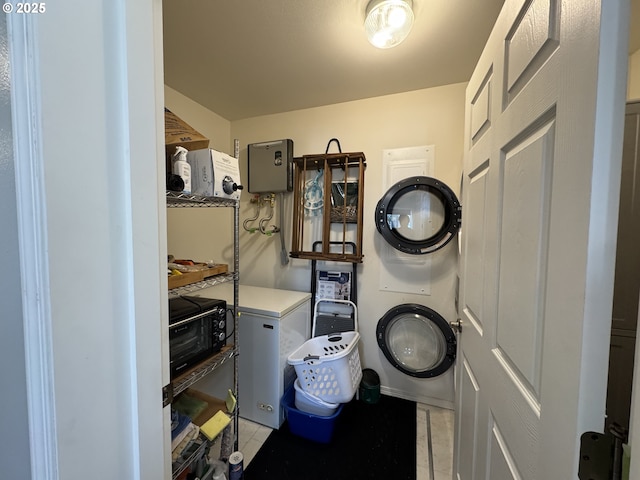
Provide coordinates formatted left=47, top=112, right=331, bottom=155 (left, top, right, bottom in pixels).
left=171, top=433, right=210, bottom=480
left=166, top=182, right=241, bottom=475
left=166, top=191, right=238, bottom=208
left=172, top=345, right=237, bottom=398
left=168, top=271, right=237, bottom=296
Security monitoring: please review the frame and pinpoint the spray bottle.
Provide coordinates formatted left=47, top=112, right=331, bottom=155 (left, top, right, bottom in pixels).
left=172, top=146, right=191, bottom=194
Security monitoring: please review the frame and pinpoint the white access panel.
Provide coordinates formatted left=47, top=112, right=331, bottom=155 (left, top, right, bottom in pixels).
left=379, top=145, right=435, bottom=295
left=196, top=284, right=311, bottom=428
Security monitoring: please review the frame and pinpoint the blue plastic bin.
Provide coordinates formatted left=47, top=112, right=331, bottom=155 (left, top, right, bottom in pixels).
left=281, top=383, right=343, bottom=443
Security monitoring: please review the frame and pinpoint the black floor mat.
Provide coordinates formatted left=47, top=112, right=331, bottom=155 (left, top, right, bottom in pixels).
left=244, top=395, right=417, bottom=480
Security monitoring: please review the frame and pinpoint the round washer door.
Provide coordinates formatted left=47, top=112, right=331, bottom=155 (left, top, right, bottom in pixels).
left=377, top=304, right=456, bottom=378
left=375, top=176, right=461, bottom=255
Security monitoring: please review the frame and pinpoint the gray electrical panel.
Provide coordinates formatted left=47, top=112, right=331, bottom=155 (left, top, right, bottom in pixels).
left=247, top=139, right=293, bottom=193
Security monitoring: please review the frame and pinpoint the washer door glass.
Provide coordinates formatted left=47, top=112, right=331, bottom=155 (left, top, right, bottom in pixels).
left=377, top=304, right=456, bottom=378
left=375, top=176, right=461, bottom=255
left=386, top=313, right=446, bottom=372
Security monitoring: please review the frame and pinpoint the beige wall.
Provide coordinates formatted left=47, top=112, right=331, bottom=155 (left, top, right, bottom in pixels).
left=162, top=31, right=640, bottom=413
left=231, top=83, right=467, bottom=405
left=165, top=86, right=231, bottom=150
left=164, top=86, right=235, bottom=265
left=165, top=82, right=466, bottom=405
left=630, top=49, right=640, bottom=100
left=164, top=45, right=639, bottom=405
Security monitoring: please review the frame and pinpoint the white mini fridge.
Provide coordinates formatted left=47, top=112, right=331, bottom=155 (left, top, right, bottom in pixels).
left=198, top=284, right=310, bottom=429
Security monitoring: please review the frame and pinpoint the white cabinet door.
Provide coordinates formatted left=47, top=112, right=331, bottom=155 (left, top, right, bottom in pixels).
left=454, top=0, right=628, bottom=478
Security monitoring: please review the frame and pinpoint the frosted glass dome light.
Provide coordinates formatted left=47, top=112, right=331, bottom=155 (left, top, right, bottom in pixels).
left=364, top=0, right=414, bottom=49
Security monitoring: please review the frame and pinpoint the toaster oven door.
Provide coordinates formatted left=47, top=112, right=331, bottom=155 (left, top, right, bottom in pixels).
left=169, top=315, right=213, bottom=378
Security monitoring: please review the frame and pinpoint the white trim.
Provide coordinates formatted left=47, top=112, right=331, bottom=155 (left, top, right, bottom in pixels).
left=380, top=385, right=454, bottom=410
left=7, top=14, right=58, bottom=480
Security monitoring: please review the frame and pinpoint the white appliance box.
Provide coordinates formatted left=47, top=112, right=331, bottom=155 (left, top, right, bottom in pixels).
left=186, top=148, right=242, bottom=200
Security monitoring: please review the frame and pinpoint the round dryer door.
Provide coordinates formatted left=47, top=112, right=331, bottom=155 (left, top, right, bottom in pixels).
left=377, top=304, right=456, bottom=378
left=375, top=176, right=461, bottom=254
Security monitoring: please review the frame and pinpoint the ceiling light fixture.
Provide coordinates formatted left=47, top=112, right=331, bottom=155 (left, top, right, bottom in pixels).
left=364, top=0, right=415, bottom=49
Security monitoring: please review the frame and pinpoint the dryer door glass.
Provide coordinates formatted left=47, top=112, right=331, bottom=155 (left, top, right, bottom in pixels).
left=375, top=176, right=461, bottom=254
left=386, top=189, right=446, bottom=242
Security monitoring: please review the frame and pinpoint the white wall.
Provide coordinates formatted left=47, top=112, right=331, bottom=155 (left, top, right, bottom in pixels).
left=629, top=49, right=640, bottom=100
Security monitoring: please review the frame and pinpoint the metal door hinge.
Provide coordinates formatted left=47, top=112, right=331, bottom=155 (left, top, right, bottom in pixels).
left=579, top=424, right=627, bottom=480
left=162, top=383, right=174, bottom=408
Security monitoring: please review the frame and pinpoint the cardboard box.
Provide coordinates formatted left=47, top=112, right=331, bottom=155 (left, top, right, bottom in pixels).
left=178, top=388, right=228, bottom=427
left=164, top=108, right=209, bottom=172
left=187, top=148, right=242, bottom=200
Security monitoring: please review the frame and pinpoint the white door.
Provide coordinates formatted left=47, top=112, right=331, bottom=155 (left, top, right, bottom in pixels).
left=454, top=0, right=629, bottom=478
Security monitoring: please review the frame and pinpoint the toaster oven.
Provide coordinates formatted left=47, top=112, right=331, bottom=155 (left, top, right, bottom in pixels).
left=168, top=296, right=227, bottom=379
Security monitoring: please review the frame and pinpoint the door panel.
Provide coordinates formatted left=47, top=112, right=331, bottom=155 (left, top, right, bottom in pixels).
left=463, top=167, right=489, bottom=331
left=456, top=358, right=481, bottom=480
left=497, top=119, right=554, bottom=392
left=488, top=349, right=540, bottom=476
left=488, top=422, right=519, bottom=479
left=503, top=0, right=559, bottom=104
left=470, top=72, right=492, bottom=143
left=454, top=0, right=628, bottom=478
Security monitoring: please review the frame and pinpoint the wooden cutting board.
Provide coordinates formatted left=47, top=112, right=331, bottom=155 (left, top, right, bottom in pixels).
left=168, top=263, right=228, bottom=290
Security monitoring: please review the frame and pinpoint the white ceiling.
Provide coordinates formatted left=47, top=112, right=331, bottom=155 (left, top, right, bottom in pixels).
left=162, top=0, right=640, bottom=122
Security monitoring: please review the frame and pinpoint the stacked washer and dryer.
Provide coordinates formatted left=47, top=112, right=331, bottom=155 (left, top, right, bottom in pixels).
left=374, top=176, right=461, bottom=387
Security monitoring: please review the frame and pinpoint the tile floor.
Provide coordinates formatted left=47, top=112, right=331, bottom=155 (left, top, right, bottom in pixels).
left=233, top=402, right=455, bottom=480
left=416, top=403, right=455, bottom=480
left=236, top=417, right=272, bottom=465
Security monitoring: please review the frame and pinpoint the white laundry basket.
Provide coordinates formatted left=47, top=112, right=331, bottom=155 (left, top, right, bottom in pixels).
left=293, top=378, right=340, bottom=416
left=287, top=330, right=362, bottom=403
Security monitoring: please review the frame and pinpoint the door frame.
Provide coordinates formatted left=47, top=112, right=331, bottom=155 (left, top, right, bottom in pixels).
left=8, top=1, right=169, bottom=478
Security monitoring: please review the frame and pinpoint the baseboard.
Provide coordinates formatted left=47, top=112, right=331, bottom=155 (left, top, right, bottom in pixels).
left=379, top=385, right=454, bottom=410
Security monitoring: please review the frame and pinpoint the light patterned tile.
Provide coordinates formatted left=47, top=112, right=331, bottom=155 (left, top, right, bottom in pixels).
left=434, top=469, right=452, bottom=480
left=417, top=403, right=454, bottom=480
left=417, top=464, right=429, bottom=480
left=235, top=419, right=272, bottom=466
left=252, top=425, right=272, bottom=444
left=242, top=437, right=265, bottom=466
left=238, top=417, right=259, bottom=441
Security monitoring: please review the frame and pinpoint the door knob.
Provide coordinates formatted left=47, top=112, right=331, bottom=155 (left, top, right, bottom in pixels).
left=450, top=319, right=462, bottom=333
